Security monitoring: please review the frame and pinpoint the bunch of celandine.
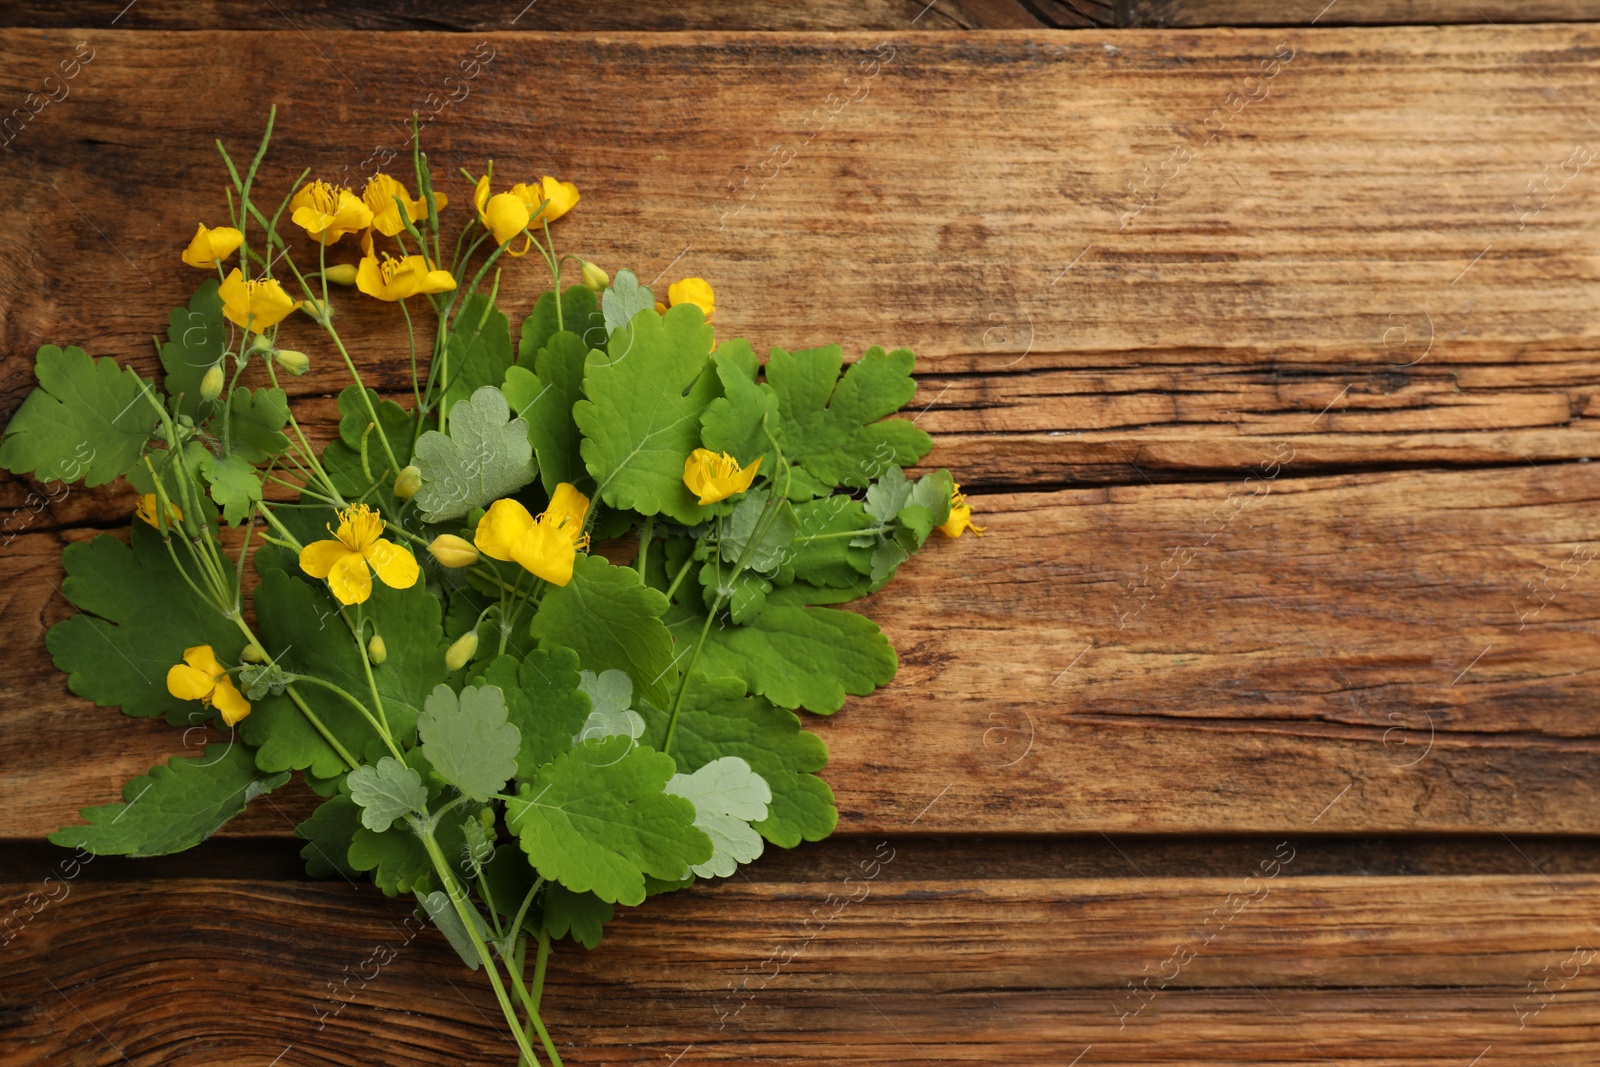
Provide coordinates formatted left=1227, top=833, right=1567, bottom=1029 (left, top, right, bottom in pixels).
left=0, top=111, right=979, bottom=1066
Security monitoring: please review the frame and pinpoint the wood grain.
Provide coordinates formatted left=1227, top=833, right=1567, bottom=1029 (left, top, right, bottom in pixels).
left=10, top=462, right=1600, bottom=840
left=3, top=1, right=1595, bottom=31
left=3, top=28, right=1600, bottom=485
left=5, top=870, right=1599, bottom=1064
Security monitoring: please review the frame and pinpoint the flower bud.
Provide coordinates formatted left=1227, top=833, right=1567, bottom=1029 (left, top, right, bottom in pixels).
left=580, top=260, right=610, bottom=291
left=241, top=644, right=267, bottom=664
left=394, top=465, right=423, bottom=500
left=445, top=630, right=479, bottom=671
left=275, top=349, right=310, bottom=376
left=323, top=262, right=359, bottom=286
left=477, top=807, right=495, bottom=828
left=368, top=634, right=387, bottom=665
left=301, top=298, right=332, bottom=323
left=428, top=533, right=480, bottom=568
left=250, top=333, right=274, bottom=353
left=199, top=363, right=225, bottom=402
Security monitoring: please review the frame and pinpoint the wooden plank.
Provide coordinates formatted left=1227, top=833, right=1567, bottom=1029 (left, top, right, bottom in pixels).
left=10, top=463, right=1600, bottom=840
left=3, top=1, right=1596, bottom=31
left=3, top=28, right=1600, bottom=482
left=4, top=870, right=1599, bottom=1064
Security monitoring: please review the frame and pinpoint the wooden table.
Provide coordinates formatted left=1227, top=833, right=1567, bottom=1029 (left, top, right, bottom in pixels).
left=5, top=2, right=1600, bottom=1063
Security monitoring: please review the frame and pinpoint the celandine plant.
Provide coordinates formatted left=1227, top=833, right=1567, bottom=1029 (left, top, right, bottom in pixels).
left=0, top=109, right=981, bottom=1065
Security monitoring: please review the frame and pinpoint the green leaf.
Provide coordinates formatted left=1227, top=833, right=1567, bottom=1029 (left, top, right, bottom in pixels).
left=663, top=756, right=771, bottom=878
left=216, top=386, right=290, bottom=464
left=766, top=344, right=931, bottom=501
left=719, top=490, right=797, bottom=575
left=540, top=884, right=614, bottom=949
left=48, top=743, right=290, bottom=857
left=575, top=669, right=646, bottom=745
left=504, top=329, right=589, bottom=493
left=530, top=554, right=677, bottom=708
left=441, top=292, right=515, bottom=411
left=506, top=737, right=711, bottom=906
left=0, top=345, right=154, bottom=488
left=159, top=279, right=227, bottom=420
left=418, top=683, right=520, bottom=802
left=575, top=303, right=718, bottom=525
left=785, top=495, right=876, bottom=591
left=244, top=567, right=446, bottom=779
left=518, top=285, right=606, bottom=365
left=600, top=269, right=656, bottom=336
left=297, top=794, right=364, bottom=879
left=350, top=812, right=466, bottom=897
left=417, top=889, right=488, bottom=971
left=46, top=523, right=246, bottom=726
left=698, top=561, right=772, bottom=626
left=474, top=650, right=593, bottom=779
left=642, top=674, right=835, bottom=848
left=323, top=385, right=415, bottom=499
left=198, top=452, right=261, bottom=525
left=691, top=604, right=897, bottom=713
left=413, top=385, right=537, bottom=523
left=347, top=756, right=428, bottom=831
left=700, top=339, right=776, bottom=469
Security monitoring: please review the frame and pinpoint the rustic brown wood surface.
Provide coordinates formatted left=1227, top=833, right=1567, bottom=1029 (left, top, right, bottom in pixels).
left=3, top=13, right=1600, bottom=1067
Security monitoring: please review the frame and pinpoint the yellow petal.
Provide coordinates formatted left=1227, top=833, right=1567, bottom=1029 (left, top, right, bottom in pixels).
left=366, top=538, right=420, bottom=591
left=474, top=173, right=492, bottom=224
left=668, top=277, right=715, bottom=317
left=355, top=255, right=392, bottom=301
left=512, top=519, right=578, bottom=586
left=475, top=498, right=536, bottom=561
left=211, top=677, right=252, bottom=726
left=545, top=483, right=590, bottom=543
left=218, top=268, right=251, bottom=329
left=166, top=663, right=216, bottom=702
left=327, top=552, right=373, bottom=605
left=484, top=192, right=532, bottom=248
left=299, top=538, right=351, bottom=579
left=182, top=223, right=242, bottom=268
left=531, top=176, right=579, bottom=224
left=418, top=269, right=457, bottom=294
left=183, top=644, right=227, bottom=678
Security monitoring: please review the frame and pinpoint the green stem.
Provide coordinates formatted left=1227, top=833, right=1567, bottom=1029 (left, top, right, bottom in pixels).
left=349, top=604, right=396, bottom=748
left=416, top=825, right=544, bottom=1067
left=663, top=495, right=785, bottom=754
left=635, top=515, right=654, bottom=576
left=662, top=551, right=697, bottom=602
left=400, top=297, right=422, bottom=415
left=291, top=674, right=401, bottom=762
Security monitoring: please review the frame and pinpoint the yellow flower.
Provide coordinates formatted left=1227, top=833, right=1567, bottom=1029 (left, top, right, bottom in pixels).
left=298, top=503, right=421, bottom=606
left=290, top=180, right=374, bottom=245
left=473, top=484, right=591, bottom=586
left=529, top=175, right=579, bottom=225
left=937, top=482, right=985, bottom=538
left=218, top=268, right=300, bottom=331
left=356, top=250, right=457, bottom=302
left=181, top=223, right=243, bottom=268
left=362, top=173, right=448, bottom=237
left=135, top=493, right=182, bottom=527
left=667, top=277, right=715, bottom=318
left=474, top=174, right=534, bottom=254
left=683, top=448, right=760, bottom=506
left=166, top=645, right=251, bottom=726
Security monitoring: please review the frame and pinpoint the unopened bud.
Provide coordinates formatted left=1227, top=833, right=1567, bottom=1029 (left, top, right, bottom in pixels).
left=580, top=260, right=610, bottom=291
left=301, top=298, right=332, bottom=323
left=275, top=349, right=310, bottom=376
left=445, top=630, right=479, bottom=671
left=241, top=644, right=267, bottom=664
left=368, top=634, right=387, bottom=665
left=478, top=807, right=495, bottom=828
left=323, top=263, right=359, bottom=286
left=394, top=465, right=423, bottom=500
left=250, top=333, right=274, bottom=353
left=199, top=363, right=225, bottom=402
left=428, top=533, right=479, bottom=568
